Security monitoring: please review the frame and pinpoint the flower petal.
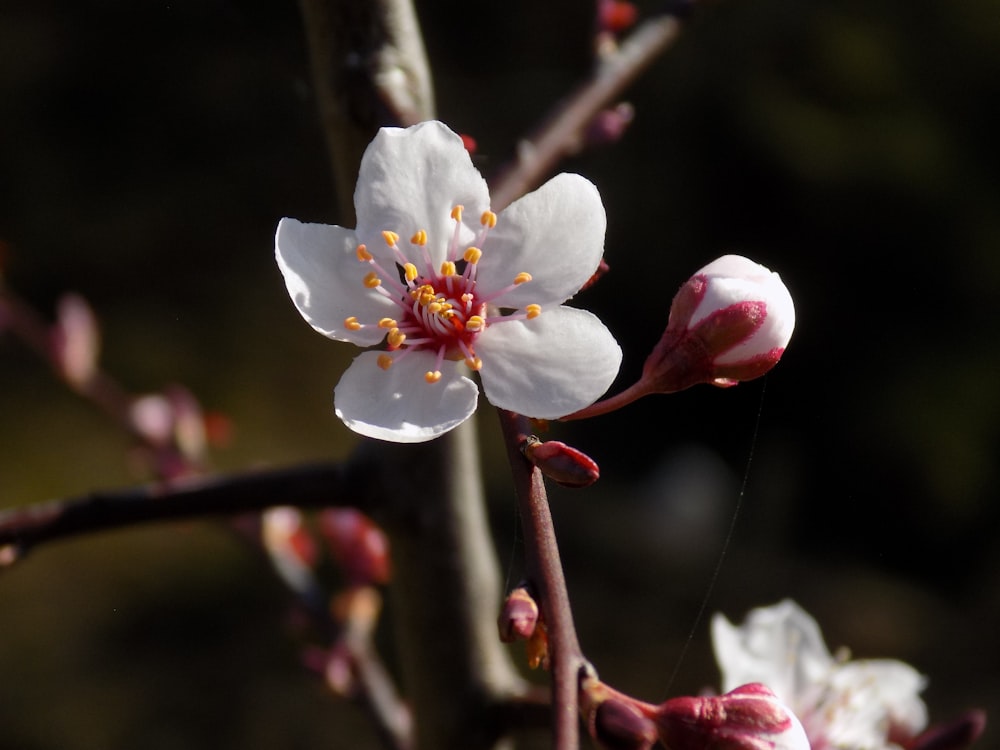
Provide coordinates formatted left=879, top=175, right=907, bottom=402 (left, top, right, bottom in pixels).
left=354, top=121, right=489, bottom=266
left=476, top=306, right=621, bottom=419
left=476, top=173, right=607, bottom=308
left=334, top=350, right=479, bottom=443
left=711, top=600, right=833, bottom=701
left=276, top=217, right=394, bottom=345
left=689, top=255, right=795, bottom=365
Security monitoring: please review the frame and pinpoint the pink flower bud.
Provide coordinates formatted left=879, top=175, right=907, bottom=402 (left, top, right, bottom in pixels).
left=498, top=586, right=539, bottom=643
left=654, top=683, right=810, bottom=750
left=643, top=255, right=795, bottom=393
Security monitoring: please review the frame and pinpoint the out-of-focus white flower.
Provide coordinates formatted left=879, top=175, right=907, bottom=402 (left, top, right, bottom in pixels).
left=712, top=600, right=928, bottom=750
left=276, top=120, right=621, bottom=443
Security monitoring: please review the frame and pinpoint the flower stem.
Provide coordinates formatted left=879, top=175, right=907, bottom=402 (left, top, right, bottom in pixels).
left=560, top=380, right=654, bottom=421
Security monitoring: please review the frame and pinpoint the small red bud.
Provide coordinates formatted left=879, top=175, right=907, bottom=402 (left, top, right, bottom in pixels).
left=498, top=586, right=539, bottom=643
left=907, top=710, right=987, bottom=750
left=598, top=0, right=639, bottom=33
left=591, top=699, right=658, bottom=750
left=319, top=508, right=391, bottom=586
left=459, top=133, right=477, bottom=154
left=581, top=257, right=610, bottom=291
left=585, top=103, right=635, bottom=148
left=522, top=436, right=600, bottom=488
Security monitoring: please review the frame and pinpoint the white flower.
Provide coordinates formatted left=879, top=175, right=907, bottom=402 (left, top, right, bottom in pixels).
left=276, top=120, right=621, bottom=443
left=712, top=600, right=928, bottom=750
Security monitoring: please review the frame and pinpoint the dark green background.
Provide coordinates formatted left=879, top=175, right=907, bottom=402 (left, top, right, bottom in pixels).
left=2, top=0, right=998, bottom=747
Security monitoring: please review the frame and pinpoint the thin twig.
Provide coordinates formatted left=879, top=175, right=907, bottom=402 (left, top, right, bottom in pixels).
left=497, top=409, right=588, bottom=750
left=0, top=461, right=373, bottom=562
left=489, top=13, right=685, bottom=211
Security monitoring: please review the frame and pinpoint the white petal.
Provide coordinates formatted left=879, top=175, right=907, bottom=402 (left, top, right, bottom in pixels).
left=689, top=255, right=795, bottom=363
left=476, top=173, right=606, bottom=308
left=476, top=306, right=621, bottom=419
left=829, top=660, right=928, bottom=736
left=354, top=121, right=489, bottom=266
left=334, top=350, right=479, bottom=443
left=275, top=217, right=394, bottom=345
left=711, top=600, right=833, bottom=702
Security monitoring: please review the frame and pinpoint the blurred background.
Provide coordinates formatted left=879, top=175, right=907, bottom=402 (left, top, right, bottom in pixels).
left=2, top=0, right=998, bottom=747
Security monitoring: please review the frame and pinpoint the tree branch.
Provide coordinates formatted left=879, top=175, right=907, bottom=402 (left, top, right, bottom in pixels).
left=497, top=409, right=588, bottom=750
left=489, top=13, right=686, bottom=211
left=0, top=461, right=371, bottom=563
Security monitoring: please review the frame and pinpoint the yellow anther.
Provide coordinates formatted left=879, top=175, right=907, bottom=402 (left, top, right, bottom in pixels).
left=377, top=354, right=394, bottom=370
left=466, top=315, right=485, bottom=332
left=410, top=229, right=427, bottom=246
left=403, top=263, right=419, bottom=282
left=356, top=244, right=372, bottom=262
left=480, top=210, right=497, bottom=228
left=463, top=247, right=482, bottom=264
left=440, top=260, right=457, bottom=277
left=378, top=318, right=397, bottom=328
left=461, top=293, right=474, bottom=303
left=428, top=301, right=443, bottom=314
left=451, top=205, right=464, bottom=221
left=382, top=230, right=400, bottom=247
left=418, top=289, right=436, bottom=306
left=526, top=304, right=542, bottom=319
left=465, top=356, right=483, bottom=371
left=344, top=316, right=362, bottom=331
left=363, top=271, right=381, bottom=289
left=514, top=272, right=533, bottom=285
left=424, top=370, right=443, bottom=384
left=387, top=328, right=406, bottom=348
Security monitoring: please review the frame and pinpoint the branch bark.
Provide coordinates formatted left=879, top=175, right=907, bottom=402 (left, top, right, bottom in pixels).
left=497, top=410, right=588, bottom=750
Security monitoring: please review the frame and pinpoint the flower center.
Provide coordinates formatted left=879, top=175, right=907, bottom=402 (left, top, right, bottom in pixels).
left=345, top=206, right=539, bottom=384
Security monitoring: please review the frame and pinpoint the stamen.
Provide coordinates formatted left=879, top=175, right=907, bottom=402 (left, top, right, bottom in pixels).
left=410, top=229, right=427, bottom=246
left=463, top=247, right=482, bottom=264
left=466, top=315, right=485, bottom=332
left=356, top=244, right=372, bottom=262
left=450, top=205, right=464, bottom=222
left=480, top=210, right=497, bottom=228
left=526, top=304, right=542, bottom=319
left=363, top=271, right=381, bottom=289
left=403, top=263, right=419, bottom=282
left=382, top=230, right=400, bottom=247
left=440, top=260, right=457, bottom=277
left=465, top=356, right=483, bottom=371
left=428, top=301, right=443, bottom=314
left=377, top=354, right=393, bottom=370
left=514, top=272, right=532, bottom=285
left=425, top=370, right=443, bottom=383
left=378, top=318, right=397, bottom=328
left=387, top=328, right=406, bottom=348
left=344, top=316, right=362, bottom=331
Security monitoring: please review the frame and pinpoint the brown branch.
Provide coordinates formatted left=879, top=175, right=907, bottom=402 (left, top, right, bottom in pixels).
left=497, top=409, right=589, bottom=750
left=489, top=13, right=685, bottom=211
left=0, top=461, right=375, bottom=563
